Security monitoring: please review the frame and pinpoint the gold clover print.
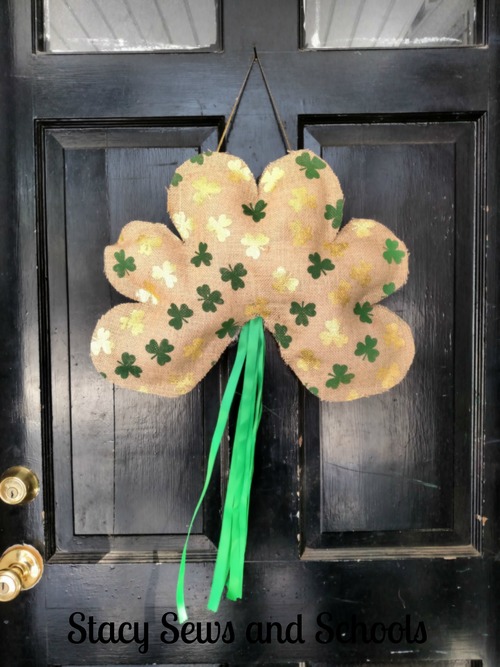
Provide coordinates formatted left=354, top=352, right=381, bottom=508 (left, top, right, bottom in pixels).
left=91, top=150, right=415, bottom=401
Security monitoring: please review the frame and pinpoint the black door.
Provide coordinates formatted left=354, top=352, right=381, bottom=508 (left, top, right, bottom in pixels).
left=0, top=1, right=498, bottom=665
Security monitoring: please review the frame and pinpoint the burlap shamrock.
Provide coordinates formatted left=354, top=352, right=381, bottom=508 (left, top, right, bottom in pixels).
left=90, top=148, right=415, bottom=621
left=91, top=150, right=414, bottom=400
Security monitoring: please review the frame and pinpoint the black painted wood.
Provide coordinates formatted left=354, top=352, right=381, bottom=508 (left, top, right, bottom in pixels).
left=301, top=119, right=480, bottom=553
left=311, top=663, right=482, bottom=667
left=0, top=0, right=499, bottom=665
left=43, top=123, right=222, bottom=557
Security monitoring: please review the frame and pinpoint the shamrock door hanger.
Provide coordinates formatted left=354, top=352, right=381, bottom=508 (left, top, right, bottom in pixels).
left=90, top=53, right=415, bottom=622
left=93, top=149, right=414, bottom=400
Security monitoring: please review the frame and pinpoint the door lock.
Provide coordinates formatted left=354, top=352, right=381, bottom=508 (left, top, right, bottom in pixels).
left=0, top=466, right=40, bottom=505
left=0, top=545, right=44, bottom=602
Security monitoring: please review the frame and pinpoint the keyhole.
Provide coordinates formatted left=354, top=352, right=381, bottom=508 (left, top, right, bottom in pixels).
left=1, top=582, right=9, bottom=594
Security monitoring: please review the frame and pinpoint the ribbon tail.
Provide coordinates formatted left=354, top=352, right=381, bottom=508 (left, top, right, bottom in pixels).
left=176, top=317, right=265, bottom=621
left=175, top=322, right=250, bottom=623
left=208, top=317, right=265, bottom=610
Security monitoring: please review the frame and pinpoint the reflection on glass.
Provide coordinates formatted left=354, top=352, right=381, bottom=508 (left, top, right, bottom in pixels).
left=43, top=0, right=219, bottom=53
left=303, top=0, right=478, bottom=49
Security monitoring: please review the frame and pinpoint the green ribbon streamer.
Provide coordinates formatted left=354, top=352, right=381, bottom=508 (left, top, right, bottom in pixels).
left=176, top=317, right=265, bottom=623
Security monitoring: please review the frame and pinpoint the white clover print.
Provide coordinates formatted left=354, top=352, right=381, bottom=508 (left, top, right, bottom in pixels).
left=91, top=327, right=114, bottom=356
left=91, top=150, right=414, bottom=400
left=260, top=166, right=284, bottom=192
left=227, top=158, right=252, bottom=182
left=172, top=212, right=194, bottom=240
left=206, top=214, right=232, bottom=242
left=240, top=232, right=270, bottom=259
left=152, top=260, right=177, bottom=288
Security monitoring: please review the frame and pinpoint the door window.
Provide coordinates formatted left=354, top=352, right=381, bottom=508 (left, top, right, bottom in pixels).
left=303, top=0, right=482, bottom=49
left=42, top=0, right=220, bottom=52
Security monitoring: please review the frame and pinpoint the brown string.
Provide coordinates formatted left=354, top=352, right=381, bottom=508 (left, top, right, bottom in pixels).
left=216, top=49, right=292, bottom=153
left=216, top=53, right=255, bottom=152
left=253, top=48, right=292, bottom=152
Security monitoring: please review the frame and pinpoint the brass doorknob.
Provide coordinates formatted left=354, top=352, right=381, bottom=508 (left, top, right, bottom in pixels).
left=0, top=466, right=40, bottom=505
left=0, top=545, right=44, bottom=602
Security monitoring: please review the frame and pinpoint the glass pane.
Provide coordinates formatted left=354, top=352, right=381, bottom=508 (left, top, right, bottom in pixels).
left=43, top=0, right=219, bottom=53
left=303, top=0, right=479, bottom=49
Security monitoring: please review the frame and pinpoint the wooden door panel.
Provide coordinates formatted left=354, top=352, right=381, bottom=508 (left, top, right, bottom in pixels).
left=301, top=118, right=483, bottom=555
left=40, top=121, right=224, bottom=555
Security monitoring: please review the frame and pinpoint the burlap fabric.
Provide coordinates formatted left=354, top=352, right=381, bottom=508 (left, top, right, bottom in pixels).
left=90, top=150, right=414, bottom=401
